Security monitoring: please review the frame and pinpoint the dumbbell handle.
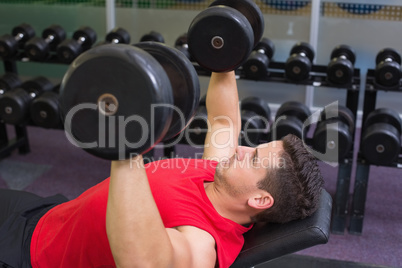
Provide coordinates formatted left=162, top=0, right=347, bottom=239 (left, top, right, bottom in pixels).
left=76, top=36, right=87, bottom=45
left=14, top=32, right=25, bottom=42
left=44, top=34, right=55, bottom=44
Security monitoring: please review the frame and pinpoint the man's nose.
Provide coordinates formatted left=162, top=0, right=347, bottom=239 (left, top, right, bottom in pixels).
left=236, top=146, right=255, bottom=161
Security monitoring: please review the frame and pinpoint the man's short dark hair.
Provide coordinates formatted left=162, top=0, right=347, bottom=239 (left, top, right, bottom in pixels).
left=252, top=134, right=324, bottom=223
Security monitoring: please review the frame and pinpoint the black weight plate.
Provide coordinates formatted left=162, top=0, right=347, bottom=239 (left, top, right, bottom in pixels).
left=12, top=23, right=35, bottom=43
left=254, top=37, right=275, bottom=59
left=140, top=31, right=165, bottom=43
left=0, top=88, right=31, bottom=125
left=327, top=58, right=354, bottom=86
left=320, top=105, right=355, bottom=135
left=289, top=42, right=315, bottom=62
left=241, top=110, right=266, bottom=146
left=59, top=44, right=174, bottom=160
left=243, top=52, right=269, bottom=80
left=313, top=121, right=352, bottom=162
left=285, top=54, right=312, bottom=82
left=272, top=118, right=303, bottom=140
left=106, top=27, right=131, bottom=44
left=73, top=26, right=97, bottom=50
left=25, top=37, right=50, bottom=61
left=241, top=96, right=271, bottom=122
left=276, top=101, right=311, bottom=123
left=330, top=44, right=356, bottom=65
left=209, top=0, right=264, bottom=48
left=0, top=73, right=21, bottom=92
left=375, top=61, right=402, bottom=87
left=30, top=91, right=62, bottom=129
left=364, top=108, right=402, bottom=133
left=134, top=41, right=200, bottom=141
left=361, top=122, right=400, bottom=166
left=188, top=6, right=254, bottom=72
left=21, top=76, right=54, bottom=95
left=376, top=48, right=402, bottom=65
left=0, top=35, right=18, bottom=58
left=42, top=24, right=66, bottom=47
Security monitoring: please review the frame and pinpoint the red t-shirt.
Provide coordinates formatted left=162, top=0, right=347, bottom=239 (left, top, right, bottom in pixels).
left=30, top=159, right=252, bottom=268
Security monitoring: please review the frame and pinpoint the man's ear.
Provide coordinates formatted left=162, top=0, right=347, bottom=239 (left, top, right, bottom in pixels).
left=247, top=192, right=274, bottom=210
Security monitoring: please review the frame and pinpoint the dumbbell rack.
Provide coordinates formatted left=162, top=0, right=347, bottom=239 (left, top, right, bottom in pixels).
left=347, top=71, right=402, bottom=235
left=0, top=60, right=31, bottom=158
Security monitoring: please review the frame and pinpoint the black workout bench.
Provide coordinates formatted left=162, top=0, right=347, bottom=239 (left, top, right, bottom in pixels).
left=231, top=189, right=332, bottom=267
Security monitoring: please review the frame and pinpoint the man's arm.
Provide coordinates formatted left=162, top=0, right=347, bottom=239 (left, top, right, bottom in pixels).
left=203, top=71, right=241, bottom=160
left=106, top=156, right=216, bottom=268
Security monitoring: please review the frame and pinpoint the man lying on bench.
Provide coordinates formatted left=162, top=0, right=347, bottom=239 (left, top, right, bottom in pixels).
left=0, top=71, right=324, bottom=268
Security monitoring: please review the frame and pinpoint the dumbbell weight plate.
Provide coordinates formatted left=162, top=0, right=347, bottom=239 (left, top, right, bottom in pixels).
left=0, top=76, right=53, bottom=125
left=30, top=91, right=62, bottom=129
left=209, top=0, right=265, bottom=48
left=361, top=123, right=400, bottom=166
left=290, top=42, right=315, bottom=63
left=72, top=26, right=97, bottom=51
left=361, top=108, right=402, bottom=165
left=134, top=41, right=200, bottom=141
left=330, top=45, right=356, bottom=65
left=60, top=44, right=174, bottom=160
left=42, top=25, right=66, bottom=50
left=188, top=6, right=254, bottom=72
left=273, top=101, right=311, bottom=140
left=106, top=27, right=131, bottom=44
left=0, top=73, right=21, bottom=93
left=375, top=48, right=402, bottom=65
left=320, top=105, right=355, bottom=135
left=0, top=88, right=32, bottom=124
left=313, top=120, right=352, bottom=162
left=364, top=108, right=402, bottom=133
left=25, top=37, right=51, bottom=61
left=12, top=23, right=36, bottom=44
left=240, top=97, right=271, bottom=146
left=243, top=38, right=275, bottom=80
left=140, top=31, right=165, bottom=43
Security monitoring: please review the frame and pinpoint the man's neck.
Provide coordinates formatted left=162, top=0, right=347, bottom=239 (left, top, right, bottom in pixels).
left=204, top=182, right=252, bottom=226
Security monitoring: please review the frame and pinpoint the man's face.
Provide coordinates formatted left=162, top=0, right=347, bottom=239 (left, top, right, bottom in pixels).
left=215, top=141, right=284, bottom=196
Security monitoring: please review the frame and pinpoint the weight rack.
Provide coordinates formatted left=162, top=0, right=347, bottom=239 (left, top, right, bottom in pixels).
left=0, top=60, right=31, bottom=159
left=348, top=70, right=402, bottom=235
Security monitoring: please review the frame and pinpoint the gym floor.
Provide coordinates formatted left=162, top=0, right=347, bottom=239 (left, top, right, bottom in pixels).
left=0, top=125, right=401, bottom=268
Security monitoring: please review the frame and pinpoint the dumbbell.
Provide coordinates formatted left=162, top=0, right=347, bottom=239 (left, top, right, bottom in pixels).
left=24, top=24, right=66, bottom=61
left=242, top=38, right=275, bottom=80
left=374, top=48, right=402, bottom=88
left=59, top=42, right=200, bottom=160
left=0, top=76, right=54, bottom=125
left=312, top=105, right=355, bottom=162
left=139, top=31, right=165, bottom=43
left=360, top=108, right=401, bottom=166
left=96, top=27, right=131, bottom=46
left=272, top=101, right=311, bottom=140
left=285, top=42, right=315, bottom=82
left=30, top=85, right=63, bottom=129
left=240, top=96, right=271, bottom=146
left=174, top=33, right=192, bottom=61
left=187, top=0, right=264, bottom=72
left=0, top=23, right=35, bottom=59
left=327, top=45, right=356, bottom=86
left=0, top=73, right=22, bottom=96
left=183, top=95, right=208, bottom=146
left=57, top=26, right=97, bottom=63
